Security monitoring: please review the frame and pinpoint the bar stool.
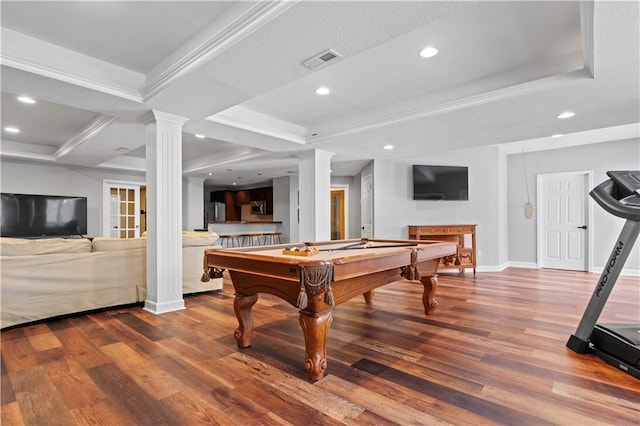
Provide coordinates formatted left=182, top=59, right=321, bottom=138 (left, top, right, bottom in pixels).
left=262, top=232, right=283, bottom=245
left=240, top=233, right=262, bottom=246
left=219, top=234, right=239, bottom=247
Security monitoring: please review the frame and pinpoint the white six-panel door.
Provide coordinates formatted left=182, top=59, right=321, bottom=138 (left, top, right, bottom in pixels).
left=360, top=173, right=373, bottom=238
left=537, top=171, right=591, bottom=271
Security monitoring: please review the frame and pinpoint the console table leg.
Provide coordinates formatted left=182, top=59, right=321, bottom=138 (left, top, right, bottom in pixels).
left=298, top=309, right=333, bottom=381
left=420, top=275, right=438, bottom=315
left=233, top=293, right=258, bottom=347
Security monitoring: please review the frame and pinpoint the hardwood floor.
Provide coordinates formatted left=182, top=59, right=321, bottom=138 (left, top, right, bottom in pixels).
left=2, top=268, right=639, bottom=425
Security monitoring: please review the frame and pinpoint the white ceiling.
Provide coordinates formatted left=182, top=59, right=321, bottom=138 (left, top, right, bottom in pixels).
left=1, top=1, right=638, bottom=188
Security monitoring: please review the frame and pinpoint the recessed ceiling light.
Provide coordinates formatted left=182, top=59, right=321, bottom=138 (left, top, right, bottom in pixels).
left=419, top=46, right=438, bottom=58
left=195, top=134, right=205, bottom=138
left=208, top=172, right=212, bottom=176
left=383, top=144, right=394, bottom=150
left=17, top=96, right=36, bottom=104
left=551, top=134, right=563, bottom=138
left=557, top=111, right=575, bottom=119
left=315, top=87, right=330, bottom=95
left=4, top=127, right=20, bottom=133
left=115, top=147, right=129, bottom=153
left=232, top=182, right=237, bottom=185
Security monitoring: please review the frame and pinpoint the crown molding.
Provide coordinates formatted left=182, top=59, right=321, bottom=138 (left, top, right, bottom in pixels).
left=54, top=114, right=118, bottom=159
left=142, top=0, right=300, bottom=100
left=140, top=110, right=189, bottom=126
left=1, top=50, right=143, bottom=103
left=308, top=68, right=593, bottom=144
left=206, top=114, right=306, bottom=145
left=97, top=156, right=146, bottom=172
left=497, top=123, right=640, bottom=155
left=183, top=150, right=265, bottom=174
left=580, top=0, right=595, bottom=77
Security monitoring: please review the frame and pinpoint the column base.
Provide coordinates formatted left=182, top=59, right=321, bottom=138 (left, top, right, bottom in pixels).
left=144, top=299, right=185, bottom=314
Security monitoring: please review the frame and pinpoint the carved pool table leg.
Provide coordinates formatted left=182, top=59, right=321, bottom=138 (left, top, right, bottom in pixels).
left=298, top=309, right=333, bottom=381
left=362, top=289, right=374, bottom=303
left=233, top=293, right=258, bottom=347
left=420, top=274, right=438, bottom=315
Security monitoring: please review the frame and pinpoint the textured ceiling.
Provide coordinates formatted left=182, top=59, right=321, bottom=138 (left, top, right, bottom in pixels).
left=1, top=1, right=638, bottom=187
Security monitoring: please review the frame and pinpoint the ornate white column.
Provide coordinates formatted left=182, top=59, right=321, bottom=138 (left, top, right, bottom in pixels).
left=142, top=110, right=188, bottom=314
left=298, top=149, right=334, bottom=242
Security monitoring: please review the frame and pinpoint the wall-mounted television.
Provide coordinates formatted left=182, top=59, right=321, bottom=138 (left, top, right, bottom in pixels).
left=1, top=193, right=88, bottom=238
left=412, top=165, right=469, bottom=200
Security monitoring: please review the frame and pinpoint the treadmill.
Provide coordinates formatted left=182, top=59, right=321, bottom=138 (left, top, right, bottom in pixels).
left=566, top=170, right=640, bottom=379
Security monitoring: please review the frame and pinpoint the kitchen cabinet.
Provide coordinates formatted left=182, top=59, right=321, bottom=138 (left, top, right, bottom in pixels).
left=235, top=190, right=250, bottom=205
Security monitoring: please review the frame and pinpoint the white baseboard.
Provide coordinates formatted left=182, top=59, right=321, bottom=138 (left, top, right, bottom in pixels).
left=591, top=266, right=640, bottom=277
left=472, top=261, right=640, bottom=277
left=476, top=262, right=511, bottom=272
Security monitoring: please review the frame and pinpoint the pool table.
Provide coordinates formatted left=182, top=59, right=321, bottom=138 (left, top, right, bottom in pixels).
left=202, top=238, right=457, bottom=380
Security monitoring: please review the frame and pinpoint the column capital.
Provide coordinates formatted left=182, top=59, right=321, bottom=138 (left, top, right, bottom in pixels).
left=141, top=110, right=189, bottom=126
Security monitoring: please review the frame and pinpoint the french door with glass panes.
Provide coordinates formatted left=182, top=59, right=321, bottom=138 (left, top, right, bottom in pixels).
left=103, top=181, right=141, bottom=238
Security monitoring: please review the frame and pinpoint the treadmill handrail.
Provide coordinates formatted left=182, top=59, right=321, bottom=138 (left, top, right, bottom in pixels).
left=590, top=179, right=640, bottom=221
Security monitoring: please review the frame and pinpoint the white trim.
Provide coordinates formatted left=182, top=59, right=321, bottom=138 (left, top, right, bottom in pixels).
left=143, top=300, right=185, bottom=315
left=55, top=115, right=118, bottom=159
left=206, top=113, right=306, bottom=144
left=580, top=0, right=595, bottom=77
left=476, top=262, right=511, bottom=272
left=469, top=262, right=640, bottom=277
left=591, top=266, right=640, bottom=277
left=0, top=149, right=55, bottom=162
left=504, top=261, right=538, bottom=269
left=142, top=1, right=299, bottom=100
left=308, top=69, right=592, bottom=144
left=1, top=47, right=143, bottom=103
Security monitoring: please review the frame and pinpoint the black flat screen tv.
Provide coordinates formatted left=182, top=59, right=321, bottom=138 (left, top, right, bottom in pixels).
left=413, top=165, right=469, bottom=200
left=1, top=193, right=88, bottom=238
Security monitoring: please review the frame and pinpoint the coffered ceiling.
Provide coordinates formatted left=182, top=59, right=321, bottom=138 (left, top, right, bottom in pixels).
left=1, top=1, right=638, bottom=188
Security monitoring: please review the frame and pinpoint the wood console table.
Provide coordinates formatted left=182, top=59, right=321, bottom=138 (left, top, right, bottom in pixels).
left=408, top=224, right=476, bottom=274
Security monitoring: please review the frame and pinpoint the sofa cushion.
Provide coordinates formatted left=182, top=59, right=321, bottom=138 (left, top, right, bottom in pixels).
left=92, top=237, right=147, bottom=252
left=0, top=237, right=92, bottom=256
left=182, top=231, right=219, bottom=247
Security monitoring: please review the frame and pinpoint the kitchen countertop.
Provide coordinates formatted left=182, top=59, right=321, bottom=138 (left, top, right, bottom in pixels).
left=208, top=221, right=282, bottom=224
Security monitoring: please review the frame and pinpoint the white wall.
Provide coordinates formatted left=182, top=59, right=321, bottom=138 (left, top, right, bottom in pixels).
left=507, top=138, right=640, bottom=274
left=273, top=175, right=292, bottom=243
left=372, top=145, right=507, bottom=269
left=183, top=177, right=205, bottom=231
left=1, top=159, right=146, bottom=237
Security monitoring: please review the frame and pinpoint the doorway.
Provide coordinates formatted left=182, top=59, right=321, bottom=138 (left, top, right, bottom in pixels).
left=537, top=171, right=592, bottom=271
left=361, top=173, right=373, bottom=238
left=330, top=187, right=348, bottom=240
left=103, top=180, right=145, bottom=238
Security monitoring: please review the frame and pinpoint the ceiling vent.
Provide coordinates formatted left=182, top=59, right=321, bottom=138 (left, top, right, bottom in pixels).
left=302, top=49, right=342, bottom=70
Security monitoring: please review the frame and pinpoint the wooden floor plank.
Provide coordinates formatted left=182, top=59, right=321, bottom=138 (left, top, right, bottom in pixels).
left=2, top=268, right=639, bottom=425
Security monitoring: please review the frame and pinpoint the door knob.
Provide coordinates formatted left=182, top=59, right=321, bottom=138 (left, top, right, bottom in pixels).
left=577, top=225, right=587, bottom=229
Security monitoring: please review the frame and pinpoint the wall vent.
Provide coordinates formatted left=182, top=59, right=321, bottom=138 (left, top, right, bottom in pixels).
left=302, top=49, right=342, bottom=70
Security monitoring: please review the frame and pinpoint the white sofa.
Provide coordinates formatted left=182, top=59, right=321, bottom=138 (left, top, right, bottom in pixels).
left=0, top=231, right=222, bottom=328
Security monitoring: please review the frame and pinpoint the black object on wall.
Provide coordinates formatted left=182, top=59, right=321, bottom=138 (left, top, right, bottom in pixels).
left=412, top=165, right=469, bottom=201
left=1, top=193, right=88, bottom=238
